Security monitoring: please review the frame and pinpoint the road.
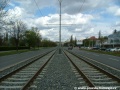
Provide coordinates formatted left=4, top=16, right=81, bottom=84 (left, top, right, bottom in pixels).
left=70, top=48, right=120, bottom=71
left=0, top=48, right=55, bottom=71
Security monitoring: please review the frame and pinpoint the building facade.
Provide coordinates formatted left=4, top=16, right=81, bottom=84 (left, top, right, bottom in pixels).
left=107, top=31, right=120, bottom=47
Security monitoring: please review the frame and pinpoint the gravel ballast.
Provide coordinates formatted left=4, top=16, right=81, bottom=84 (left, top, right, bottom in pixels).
left=35, top=51, right=82, bottom=90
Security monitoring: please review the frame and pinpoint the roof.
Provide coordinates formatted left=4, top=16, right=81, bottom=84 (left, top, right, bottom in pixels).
left=89, top=36, right=97, bottom=40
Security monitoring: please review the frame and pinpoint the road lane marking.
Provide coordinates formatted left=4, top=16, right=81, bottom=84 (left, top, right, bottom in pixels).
left=109, top=58, right=119, bottom=62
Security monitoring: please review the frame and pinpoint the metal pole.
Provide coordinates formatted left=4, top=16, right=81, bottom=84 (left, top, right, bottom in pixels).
left=59, top=1, right=62, bottom=54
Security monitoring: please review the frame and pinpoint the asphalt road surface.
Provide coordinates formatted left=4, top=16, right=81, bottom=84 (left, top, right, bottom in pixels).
left=0, top=48, right=55, bottom=71
left=70, top=47, right=120, bottom=71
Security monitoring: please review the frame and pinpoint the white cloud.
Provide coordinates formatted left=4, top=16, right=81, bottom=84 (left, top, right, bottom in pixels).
left=115, top=9, right=120, bottom=16
left=12, top=0, right=56, bottom=14
left=27, top=13, right=94, bottom=41
left=116, top=21, right=120, bottom=26
left=6, top=0, right=119, bottom=41
left=107, top=5, right=120, bottom=16
left=61, top=0, right=112, bottom=14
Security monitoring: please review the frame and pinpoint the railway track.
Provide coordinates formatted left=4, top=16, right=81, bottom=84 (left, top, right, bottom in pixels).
left=0, top=50, right=56, bottom=90
left=63, top=50, right=120, bottom=89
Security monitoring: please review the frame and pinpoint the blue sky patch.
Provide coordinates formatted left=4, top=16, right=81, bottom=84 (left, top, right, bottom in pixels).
left=35, top=6, right=56, bottom=17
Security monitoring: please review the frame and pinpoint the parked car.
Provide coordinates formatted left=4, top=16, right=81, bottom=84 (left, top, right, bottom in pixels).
left=105, top=48, right=111, bottom=52
left=99, top=48, right=106, bottom=51
left=117, top=48, right=120, bottom=51
left=92, top=47, right=99, bottom=50
left=109, top=48, right=118, bottom=51
left=68, top=46, right=73, bottom=50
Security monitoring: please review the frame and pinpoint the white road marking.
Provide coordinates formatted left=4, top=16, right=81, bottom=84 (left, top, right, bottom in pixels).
left=109, top=58, right=119, bottom=62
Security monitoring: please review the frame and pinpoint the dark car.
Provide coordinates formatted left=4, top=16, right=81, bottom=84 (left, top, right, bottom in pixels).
left=105, top=48, right=111, bottom=52
left=99, top=48, right=106, bottom=51
left=68, top=46, right=73, bottom=50
left=92, top=47, right=99, bottom=50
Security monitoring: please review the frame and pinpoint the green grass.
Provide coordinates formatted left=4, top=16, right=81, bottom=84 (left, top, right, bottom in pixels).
left=0, top=47, right=55, bottom=56
left=80, top=49, right=120, bottom=57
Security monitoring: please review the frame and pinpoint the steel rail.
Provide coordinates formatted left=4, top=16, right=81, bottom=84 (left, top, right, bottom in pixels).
left=0, top=49, right=55, bottom=82
left=22, top=50, right=56, bottom=90
left=66, top=50, right=120, bottom=83
left=63, top=50, right=95, bottom=87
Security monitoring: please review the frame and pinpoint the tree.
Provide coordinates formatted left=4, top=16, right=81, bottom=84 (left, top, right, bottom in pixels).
left=98, top=30, right=101, bottom=39
left=25, top=30, right=37, bottom=48
left=24, top=28, right=41, bottom=48
left=113, top=29, right=117, bottom=34
left=0, top=34, right=3, bottom=46
left=10, top=20, right=27, bottom=50
left=83, top=38, right=90, bottom=47
left=74, top=37, right=77, bottom=46
left=70, top=35, right=73, bottom=44
left=0, top=0, right=9, bottom=29
left=98, top=31, right=106, bottom=47
left=32, top=27, right=42, bottom=48
left=41, top=38, right=57, bottom=47
left=3, top=31, right=8, bottom=46
left=0, top=0, right=9, bottom=45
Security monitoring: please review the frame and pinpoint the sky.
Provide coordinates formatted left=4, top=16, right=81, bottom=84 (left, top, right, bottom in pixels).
left=5, top=0, right=120, bottom=41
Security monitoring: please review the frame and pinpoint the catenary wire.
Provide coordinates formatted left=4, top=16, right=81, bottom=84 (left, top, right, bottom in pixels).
left=33, top=0, right=50, bottom=28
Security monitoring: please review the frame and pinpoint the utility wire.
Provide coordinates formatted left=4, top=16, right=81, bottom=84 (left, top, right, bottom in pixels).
left=57, top=0, right=62, bottom=3
left=78, top=0, right=85, bottom=13
left=71, top=0, right=85, bottom=26
left=33, top=0, right=44, bottom=17
left=33, top=0, right=50, bottom=28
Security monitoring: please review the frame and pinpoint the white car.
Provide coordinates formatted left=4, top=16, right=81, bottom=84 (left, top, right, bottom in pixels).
left=117, top=48, right=120, bottom=51
left=110, top=48, right=118, bottom=51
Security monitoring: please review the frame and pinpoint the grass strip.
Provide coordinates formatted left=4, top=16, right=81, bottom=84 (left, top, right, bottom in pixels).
left=0, top=48, right=40, bottom=57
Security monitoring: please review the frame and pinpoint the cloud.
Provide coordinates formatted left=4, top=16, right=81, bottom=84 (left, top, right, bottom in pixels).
left=107, top=5, right=120, bottom=16
left=116, top=21, right=120, bottom=26
left=61, top=0, right=112, bottom=14
left=5, top=0, right=120, bottom=41
left=12, top=0, right=56, bottom=14
left=28, top=13, right=94, bottom=41
left=115, top=8, right=120, bottom=16
left=11, top=0, right=113, bottom=15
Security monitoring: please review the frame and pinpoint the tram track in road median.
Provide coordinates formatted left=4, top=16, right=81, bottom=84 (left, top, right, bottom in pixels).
left=0, top=49, right=56, bottom=90
left=63, top=50, right=120, bottom=89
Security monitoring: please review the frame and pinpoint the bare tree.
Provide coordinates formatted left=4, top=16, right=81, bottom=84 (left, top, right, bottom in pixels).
left=10, top=20, right=27, bottom=50
left=0, top=0, right=9, bottom=27
left=0, top=0, right=9, bottom=46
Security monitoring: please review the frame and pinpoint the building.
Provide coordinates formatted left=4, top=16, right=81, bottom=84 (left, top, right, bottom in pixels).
left=98, top=30, right=120, bottom=48
left=107, top=31, right=120, bottom=47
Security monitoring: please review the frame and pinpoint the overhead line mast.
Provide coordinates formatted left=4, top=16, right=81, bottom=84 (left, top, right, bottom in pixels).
left=58, top=0, right=62, bottom=54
